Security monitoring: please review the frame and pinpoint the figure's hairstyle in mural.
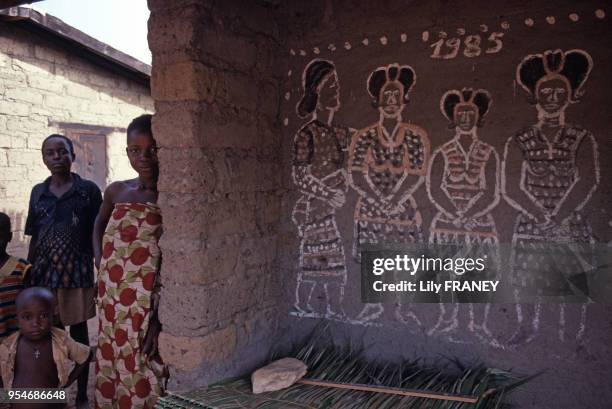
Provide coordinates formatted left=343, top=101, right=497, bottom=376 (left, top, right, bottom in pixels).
left=367, top=63, right=416, bottom=106
left=516, top=49, right=593, bottom=104
left=440, top=88, right=492, bottom=128
left=296, top=59, right=336, bottom=118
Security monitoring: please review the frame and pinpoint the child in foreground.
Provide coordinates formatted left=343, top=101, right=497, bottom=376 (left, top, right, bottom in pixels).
left=0, top=212, right=29, bottom=340
left=0, top=287, right=95, bottom=409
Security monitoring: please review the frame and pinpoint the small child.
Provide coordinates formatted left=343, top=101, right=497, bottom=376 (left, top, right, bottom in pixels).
left=0, top=287, right=95, bottom=409
left=0, top=212, right=29, bottom=339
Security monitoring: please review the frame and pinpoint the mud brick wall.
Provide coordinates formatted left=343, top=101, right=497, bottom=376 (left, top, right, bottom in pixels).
left=148, top=0, right=283, bottom=390
left=0, top=23, right=153, bottom=257
left=148, top=0, right=612, bottom=406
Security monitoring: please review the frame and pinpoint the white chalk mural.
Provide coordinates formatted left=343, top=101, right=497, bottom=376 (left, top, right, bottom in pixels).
left=502, top=49, right=599, bottom=345
left=426, top=88, right=502, bottom=347
left=284, top=6, right=608, bottom=350
left=348, top=63, right=430, bottom=324
left=290, top=59, right=351, bottom=321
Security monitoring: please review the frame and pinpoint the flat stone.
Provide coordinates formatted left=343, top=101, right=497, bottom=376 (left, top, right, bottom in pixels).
left=251, top=358, right=308, bottom=394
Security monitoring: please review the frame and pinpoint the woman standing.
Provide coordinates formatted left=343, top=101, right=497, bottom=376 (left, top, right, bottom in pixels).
left=93, top=115, right=167, bottom=408
left=349, top=63, right=430, bottom=323
left=502, top=49, right=598, bottom=345
left=427, top=88, right=501, bottom=345
left=292, top=59, right=350, bottom=320
left=25, top=134, right=102, bottom=408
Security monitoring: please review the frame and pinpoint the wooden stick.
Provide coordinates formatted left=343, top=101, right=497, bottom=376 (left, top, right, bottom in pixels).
left=296, top=378, right=480, bottom=403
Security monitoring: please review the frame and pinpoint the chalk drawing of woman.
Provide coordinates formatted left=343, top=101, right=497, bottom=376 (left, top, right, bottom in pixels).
left=427, top=88, right=502, bottom=346
left=349, top=63, right=430, bottom=323
left=502, top=49, right=599, bottom=345
left=291, top=59, right=351, bottom=320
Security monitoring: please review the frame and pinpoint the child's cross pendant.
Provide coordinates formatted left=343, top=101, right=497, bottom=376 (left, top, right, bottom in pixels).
left=34, top=348, right=40, bottom=359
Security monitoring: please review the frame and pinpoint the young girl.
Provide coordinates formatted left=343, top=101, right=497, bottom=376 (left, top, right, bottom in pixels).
left=93, top=114, right=167, bottom=409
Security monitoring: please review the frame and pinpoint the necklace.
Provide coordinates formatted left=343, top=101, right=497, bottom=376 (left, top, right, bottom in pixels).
left=26, top=342, right=41, bottom=359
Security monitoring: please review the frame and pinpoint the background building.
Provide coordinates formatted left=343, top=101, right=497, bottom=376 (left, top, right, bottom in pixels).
left=0, top=6, right=152, bottom=256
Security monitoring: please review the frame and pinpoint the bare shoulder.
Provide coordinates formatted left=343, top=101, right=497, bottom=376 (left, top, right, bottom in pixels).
left=104, top=179, right=138, bottom=201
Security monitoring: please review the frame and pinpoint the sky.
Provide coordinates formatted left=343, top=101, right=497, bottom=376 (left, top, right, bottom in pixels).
left=28, top=0, right=151, bottom=65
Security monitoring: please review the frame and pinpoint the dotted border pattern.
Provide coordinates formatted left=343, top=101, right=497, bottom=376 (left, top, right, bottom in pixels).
left=286, top=8, right=607, bottom=60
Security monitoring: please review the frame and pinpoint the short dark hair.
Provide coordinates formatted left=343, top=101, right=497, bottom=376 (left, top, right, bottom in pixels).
left=42, top=134, right=75, bottom=157
left=15, top=287, right=55, bottom=312
left=127, top=114, right=153, bottom=140
left=0, top=212, right=10, bottom=235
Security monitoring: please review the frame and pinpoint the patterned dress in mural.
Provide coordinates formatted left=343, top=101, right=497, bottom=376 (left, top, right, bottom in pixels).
left=96, top=203, right=166, bottom=409
left=349, top=123, right=428, bottom=258
left=511, top=125, right=594, bottom=297
left=430, top=139, right=500, bottom=262
left=292, top=120, right=349, bottom=297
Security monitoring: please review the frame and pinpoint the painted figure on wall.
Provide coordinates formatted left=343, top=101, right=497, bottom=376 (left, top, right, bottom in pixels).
left=349, top=63, right=430, bottom=323
left=291, top=59, right=351, bottom=320
left=502, top=49, right=599, bottom=345
left=427, top=88, right=502, bottom=346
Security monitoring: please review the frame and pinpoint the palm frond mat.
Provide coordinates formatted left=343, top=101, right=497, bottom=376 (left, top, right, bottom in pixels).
left=157, top=327, right=538, bottom=408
